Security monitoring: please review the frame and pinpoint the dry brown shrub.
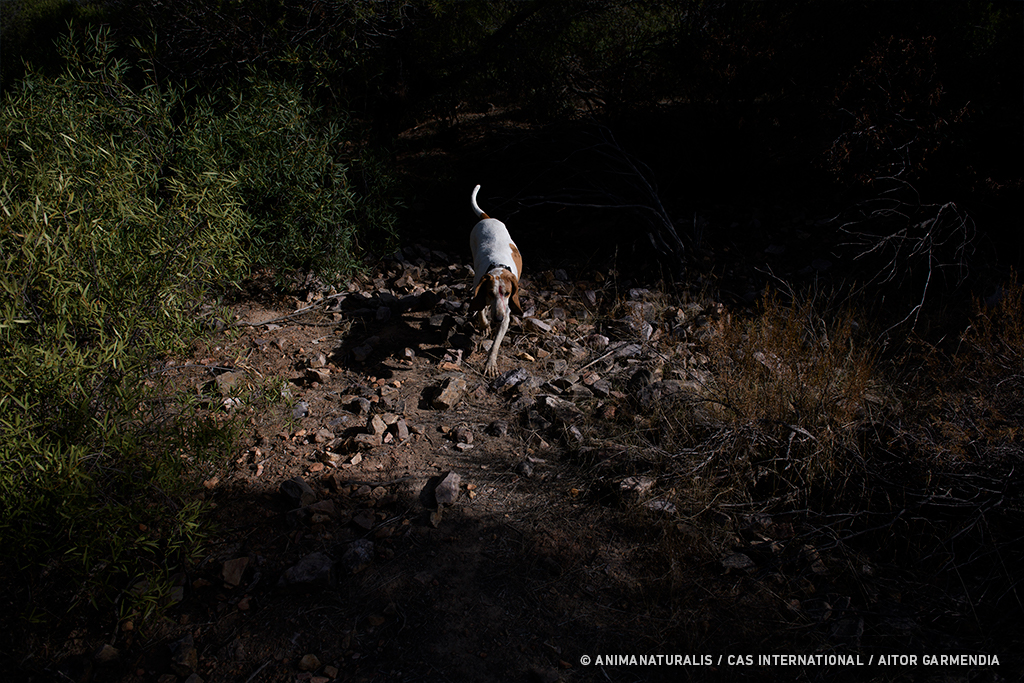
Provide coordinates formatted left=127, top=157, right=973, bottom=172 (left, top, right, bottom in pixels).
left=703, top=294, right=876, bottom=497
left=914, top=274, right=1024, bottom=466
left=957, top=277, right=1024, bottom=381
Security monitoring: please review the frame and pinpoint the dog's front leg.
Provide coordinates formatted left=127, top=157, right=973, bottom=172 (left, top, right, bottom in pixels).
left=484, top=305, right=510, bottom=377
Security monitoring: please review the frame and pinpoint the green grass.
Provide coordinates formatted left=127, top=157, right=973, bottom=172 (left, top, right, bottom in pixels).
left=0, top=26, right=397, bottom=630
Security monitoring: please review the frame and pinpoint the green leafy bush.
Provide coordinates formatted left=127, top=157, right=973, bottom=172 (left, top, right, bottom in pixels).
left=0, top=28, right=251, bottom=620
left=193, top=75, right=398, bottom=278
left=0, top=26, right=397, bottom=625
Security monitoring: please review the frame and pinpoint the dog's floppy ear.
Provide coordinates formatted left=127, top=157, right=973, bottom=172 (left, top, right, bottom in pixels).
left=468, top=276, right=490, bottom=313
left=509, top=278, right=523, bottom=314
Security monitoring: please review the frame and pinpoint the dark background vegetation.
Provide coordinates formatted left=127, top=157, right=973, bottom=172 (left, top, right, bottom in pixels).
left=1, top=0, right=1021, bottom=679
left=4, top=0, right=1019, bottom=265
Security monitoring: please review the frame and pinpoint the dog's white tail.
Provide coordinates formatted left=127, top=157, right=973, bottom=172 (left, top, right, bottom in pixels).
left=471, top=184, right=489, bottom=219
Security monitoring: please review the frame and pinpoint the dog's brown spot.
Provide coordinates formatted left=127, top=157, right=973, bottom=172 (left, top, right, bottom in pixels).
left=509, top=242, right=523, bottom=278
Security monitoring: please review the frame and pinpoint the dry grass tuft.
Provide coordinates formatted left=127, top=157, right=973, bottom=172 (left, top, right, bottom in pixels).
left=703, top=294, right=876, bottom=498
left=585, top=274, right=1024, bottom=662
left=902, top=274, right=1024, bottom=469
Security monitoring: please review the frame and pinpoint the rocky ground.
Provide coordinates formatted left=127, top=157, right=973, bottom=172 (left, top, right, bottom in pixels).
left=54, top=240, right=765, bottom=683
left=46, top=212, right=1019, bottom=683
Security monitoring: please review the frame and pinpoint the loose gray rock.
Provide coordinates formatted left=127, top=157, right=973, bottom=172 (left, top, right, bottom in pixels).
left=351, top=433, right=382, bottom=449
left=611, top=342, right=642, bottom=359
left=487, top=420, right=509, bottom=437
left=352, top=509, right=375, bottom=530
left=306, top=367, right=330, bottom=384
left=524, top=317, right=553, bottom=334
left=452, top=424, right=473, bottom=444
left=644, top=499, right=677, bottom=515
left=352, top=344, right=374, bottom=362
left=590, top=379, right=612, bottom=398
left=636, top=380, right=703, bottom=406
left=299, top=653, right=322, bottom=672
left=620, top=476, right=656, bottom=498
left=492, top=367, right=531, bottom=390
left=565, top=383, right=592, bottom=398
left=221, top=557, right=249, bottom=587
left=345, top=396, right=372, bottom=415
left=368, top=414, right=387, bottom=436
left=278, top=551, right=335, bottom=587
left=379, top=389, right=406, bottom=414
left=93, top=644, right=120, bottom=665
left=340, top=539, right=375, bottom=574
left=515, top=461, right=534, bottom=478
left=281, top=477, right=316, bottom=508
left=434, top=471, right=461, bottom=505
left=622, top=300, right=656, bottom=320
left=721, top=553, right=755, bottom=572
left=427, top=313, right=450, bottom=330
left=627, top=368, right=654, bottom=393
left=213, top=369, right=246, bottom=395
left=329, top=414, right=359, bottom=430
left=432, top=375, right=468, bottom=410
left=537, top=394, right=583, bottom=427
left=169, top=633, right=197, bottom=676
left=287, top=499, right=338, bottom=526
left=292, top=401, right=310, bottom=419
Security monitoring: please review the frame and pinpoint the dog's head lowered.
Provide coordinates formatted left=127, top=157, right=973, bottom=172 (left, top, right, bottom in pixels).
left=470, top=268, right=522, bottom=317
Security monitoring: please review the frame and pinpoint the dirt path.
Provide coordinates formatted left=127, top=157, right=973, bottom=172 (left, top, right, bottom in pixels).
left=105, top=246, right=725, bottom=683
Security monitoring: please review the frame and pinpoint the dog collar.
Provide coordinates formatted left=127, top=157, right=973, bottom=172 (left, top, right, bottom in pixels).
left=488, top=263, right=513, bottom=274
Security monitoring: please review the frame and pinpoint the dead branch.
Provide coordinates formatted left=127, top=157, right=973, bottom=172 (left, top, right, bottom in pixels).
left=839, top=177, right=977, bottom=334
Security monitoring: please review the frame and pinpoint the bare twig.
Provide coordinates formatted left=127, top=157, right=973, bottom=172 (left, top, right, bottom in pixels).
left=233, top=291, right=349, bottom=327
left=839, top=180, right=976, bottom=335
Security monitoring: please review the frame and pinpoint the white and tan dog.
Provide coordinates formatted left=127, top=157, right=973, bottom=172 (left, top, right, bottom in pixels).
left=468, top=185, right=523, bottom=377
